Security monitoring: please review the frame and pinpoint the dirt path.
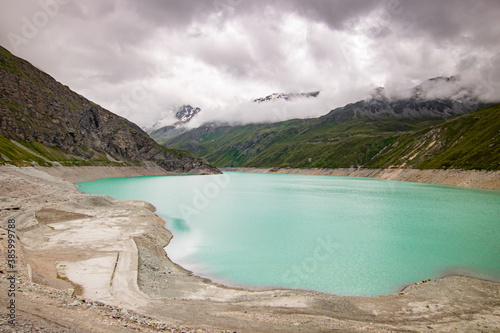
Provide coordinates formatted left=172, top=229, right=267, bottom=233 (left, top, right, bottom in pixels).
left=1, top=165, right=499, bottom=332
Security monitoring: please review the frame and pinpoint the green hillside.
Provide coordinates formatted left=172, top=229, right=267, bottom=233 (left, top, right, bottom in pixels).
left=163, top=116, right=446, bottom=168
left=367, top=103, right=500, bottom=170
left=163, top=104, right=500, bottom=170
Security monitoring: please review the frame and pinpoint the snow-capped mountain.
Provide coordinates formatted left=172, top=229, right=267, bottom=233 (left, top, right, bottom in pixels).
left=175, top=105, right=201, bottom=124
left=147, top=105, right=202, bottom=141
left=148, top=76, right=485, bottom=143
left=253, top=91, right=320, bottom=103
left=148, top=105, right=201, bottom=131
left=159, top=76, right=496, bottom=170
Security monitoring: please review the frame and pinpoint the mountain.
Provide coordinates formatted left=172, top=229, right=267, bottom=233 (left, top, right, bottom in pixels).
left=321, top=76, right=480, bottom=123
left=148, top=105, right=201, bottom=141
left=0, top=46, right=219, bottom=174
left=149, top=91, right=321, bottom=143
left=253, top=91, right=320, bottom=103
left=161, top=78, right=497, bottom=170
left=161, top=116, right=442, bottom=168
left=149, top=105, right=201, bottom=130
left=175, top=105, right=201, bottom=123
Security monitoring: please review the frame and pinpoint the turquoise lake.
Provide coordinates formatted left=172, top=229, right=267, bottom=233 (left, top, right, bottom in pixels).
left=77, top=172, right=500, bottom=296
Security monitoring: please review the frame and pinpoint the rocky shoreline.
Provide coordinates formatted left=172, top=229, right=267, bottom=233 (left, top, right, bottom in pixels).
left=1, top=165, right=500, bottom=332
left=223, top=167, right=500, bottom=190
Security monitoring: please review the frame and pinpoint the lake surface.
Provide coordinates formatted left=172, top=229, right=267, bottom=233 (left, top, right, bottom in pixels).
left=77, top=172, right=500, bottom=296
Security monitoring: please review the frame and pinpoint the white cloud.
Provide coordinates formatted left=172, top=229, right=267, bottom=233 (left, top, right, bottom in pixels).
left=0, top=0, right=499, bottom=128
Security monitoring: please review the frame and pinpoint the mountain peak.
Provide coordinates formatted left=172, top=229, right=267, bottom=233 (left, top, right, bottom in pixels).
left=149, top=105, right=202, bottom=131
left=175, top=105, right=201, bottom=124
left=253, top=91, right=320, bottom=103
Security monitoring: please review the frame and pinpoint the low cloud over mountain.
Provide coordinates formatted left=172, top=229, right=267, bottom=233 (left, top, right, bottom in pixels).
left=1, top=0, right=499, bottom=128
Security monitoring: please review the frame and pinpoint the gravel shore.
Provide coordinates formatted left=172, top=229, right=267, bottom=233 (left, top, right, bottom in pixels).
left=223, top=167, right=500, bottom=190
left=1, top=165, right=499, bottom=332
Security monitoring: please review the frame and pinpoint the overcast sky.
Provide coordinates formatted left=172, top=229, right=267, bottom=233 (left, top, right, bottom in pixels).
left=1, top=0, right=499, bottom=128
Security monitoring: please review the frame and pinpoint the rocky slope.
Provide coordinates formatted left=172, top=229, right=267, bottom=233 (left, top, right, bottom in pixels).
left=0, top=46, right=219, bottom=174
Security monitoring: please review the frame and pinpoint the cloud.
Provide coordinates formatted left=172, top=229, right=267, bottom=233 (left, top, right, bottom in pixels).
left=389, top=0, right=500, bottom=45
left=0, top=0, right=499, bottom=127
left=187, top=94, right=334, bottom=128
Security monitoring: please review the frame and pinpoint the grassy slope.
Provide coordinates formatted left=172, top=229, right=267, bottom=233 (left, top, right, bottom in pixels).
left=164, top=116, right=445, bottom=168
left=0, top=134, right=198, bottom=167
left=0, top=135, right=124, bottom=166
left=367, top=103, right=500, bottom=170
left=0, top=135, right=50, bottom=166
left=164, top=104, right=500, bottom=170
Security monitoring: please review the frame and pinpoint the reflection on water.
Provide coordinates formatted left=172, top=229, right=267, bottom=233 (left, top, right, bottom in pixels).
left=169, top=217, right=190, bottom=232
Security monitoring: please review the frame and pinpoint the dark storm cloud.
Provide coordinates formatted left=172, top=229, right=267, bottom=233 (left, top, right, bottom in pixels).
left=97, top=0, right=382, bottom=38
left=386, top=0, right=500, bottom=44
left=122, top=0, right=379, bottom=27
left=123, top=0, right=214, bottom=28
left=276, top=0, right=380, bottom=29
left=0, top=0, right=499, bottom=127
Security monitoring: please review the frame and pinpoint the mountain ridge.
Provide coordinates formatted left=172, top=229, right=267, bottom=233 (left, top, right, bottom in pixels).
left=148, top=91, right=321, bottom=143
left=253, top=91, right=320, bottom=103
left=161, top=78, right=497, bottom=170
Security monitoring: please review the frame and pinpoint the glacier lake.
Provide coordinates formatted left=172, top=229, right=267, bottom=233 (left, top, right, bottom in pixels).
left=77, top=172, right=500, bottom=296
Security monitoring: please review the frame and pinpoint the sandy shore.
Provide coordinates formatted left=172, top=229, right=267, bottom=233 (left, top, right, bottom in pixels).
left=223, top=167, right=500, bottom=190
left=1, top=165, right=499, bottom=332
